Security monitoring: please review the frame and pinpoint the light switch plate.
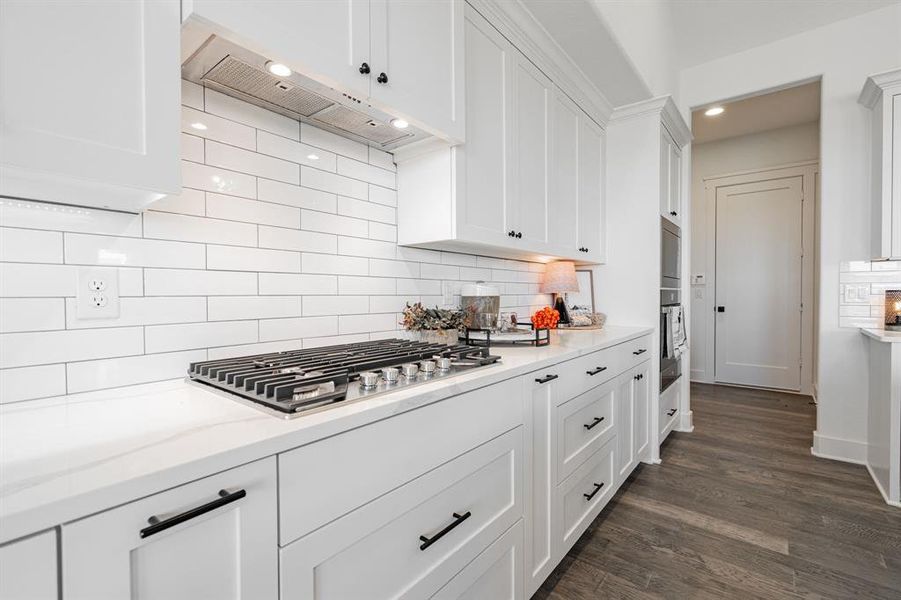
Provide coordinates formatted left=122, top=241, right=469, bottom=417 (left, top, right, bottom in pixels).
left=691, top=273, right=706, bottom=285
left=76, top=267, right=120, bottom=319
left=842, top=284, right=870, bottom=304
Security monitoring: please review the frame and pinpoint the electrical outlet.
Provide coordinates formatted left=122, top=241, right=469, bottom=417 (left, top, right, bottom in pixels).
left=77, top=267, right=120, bottom=319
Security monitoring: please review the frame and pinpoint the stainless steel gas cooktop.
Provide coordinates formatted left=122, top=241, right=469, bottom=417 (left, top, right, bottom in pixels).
left=188, top=339, right=501, bottom=418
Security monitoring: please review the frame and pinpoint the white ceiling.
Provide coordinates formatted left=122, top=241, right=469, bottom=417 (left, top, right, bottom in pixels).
left=670, top=0, right=898, bottom=70
left=691, top=80, right=821, bottom=144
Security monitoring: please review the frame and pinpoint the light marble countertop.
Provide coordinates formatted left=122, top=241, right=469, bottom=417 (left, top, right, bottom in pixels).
left=0, top=326, right=652, bottom=544
left=861, top=328, right=901, bottom=343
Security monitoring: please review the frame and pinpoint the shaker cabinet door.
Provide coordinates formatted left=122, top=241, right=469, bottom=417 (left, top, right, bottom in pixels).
left=0, top=531, right=58, bottom=600
left=577, top=114, right=605, bottom=262
left=62, top=458, right=278, bottom=600
left=549, top=91, right=581, bottom=255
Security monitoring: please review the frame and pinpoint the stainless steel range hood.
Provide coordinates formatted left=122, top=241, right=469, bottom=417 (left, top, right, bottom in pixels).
left=182, top=36, right=431, bottom=151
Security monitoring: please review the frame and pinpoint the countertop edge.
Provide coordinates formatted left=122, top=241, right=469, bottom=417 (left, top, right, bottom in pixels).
left=861, top=327, right=901, bottom=343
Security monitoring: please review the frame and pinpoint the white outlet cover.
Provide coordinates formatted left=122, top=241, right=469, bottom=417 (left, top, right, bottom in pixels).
left=77, top=267, right=120, bottom=319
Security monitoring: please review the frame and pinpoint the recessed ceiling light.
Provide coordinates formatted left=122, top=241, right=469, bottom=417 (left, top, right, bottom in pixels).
left=307, top=153, right=319, bottom=161
left=266, top=61, right=292, bottom=77
left=190, top=122, right=208, bottom=131
left=391, top=118, right=409, bottom=130
left=705, top=106, right=724, bottom=117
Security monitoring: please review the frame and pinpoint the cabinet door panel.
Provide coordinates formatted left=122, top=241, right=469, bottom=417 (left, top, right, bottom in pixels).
left=187, top=0, right=370, bottom=99
left=370, top=0, right=463, bottom=141
left=659, top=130, right=672, bottom=220
left=549, top=91, right=580, bottom=253
left=669, top=142, right=682, bottom=225
left=615, top=372, right=635, bottom=481
left=891, top=94, right=901, bottom=258
left=634, top=362, right=651, bottom=462
left=0, top=531, right=57, bottom=600
left=62, top=458, right=277, bottom=600
left=0, top=0, right=180, bottom=210
left=512, top=53, right=552, bottom=250
left=432, top=521, right=523, bottom=600
left=578, top=115, right=605, bottom=261
left=457, top=8, right=513, bottom=245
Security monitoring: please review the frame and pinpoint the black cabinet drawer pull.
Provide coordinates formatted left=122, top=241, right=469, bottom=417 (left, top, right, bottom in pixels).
left=535, top=374, right=559, bottom=384
left=632, top=349, right=647, bottom=355
left=140, top=488, right=246, bottom=539
left=586, top=366, right=607, bottom=376
left=584, top=416, right=605, bottom=430
left=633, top=373, right=644, bottom=381
left=583, top=482, right=605, bottom=501
left=419, top=511, right=471, bottom=551
left=667, top=408, right=677, bottom=417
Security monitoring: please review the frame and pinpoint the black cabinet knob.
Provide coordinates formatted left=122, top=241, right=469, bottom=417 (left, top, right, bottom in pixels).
left=359, top=62, right=370, bottom=75
left=717, top=306, right=725, bottom=313
left=670, top=211, right=678, bottom=216
left=377, top=72, right=388, bottom=84
left=515, top=231, right=522, bottom=239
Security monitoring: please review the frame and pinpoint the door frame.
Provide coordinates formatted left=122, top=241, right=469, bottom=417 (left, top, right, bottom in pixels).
left=702, top=161, right=818, bottom=396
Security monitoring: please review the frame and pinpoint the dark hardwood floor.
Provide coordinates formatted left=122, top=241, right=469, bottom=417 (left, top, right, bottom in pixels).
left=534, top=382, right=901, bottom=599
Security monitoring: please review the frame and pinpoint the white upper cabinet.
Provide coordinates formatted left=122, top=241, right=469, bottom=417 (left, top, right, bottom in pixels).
left=660, top=128, right=683, bottom=227
left=370, top=0, right=464, bottom=141
left=396, top=4, right=607, bottom=264
left=0, top=0, right=180, bottom=212
left=186, top=0, right=463, bottom=142
left=859, top=69, right=901, bottom=260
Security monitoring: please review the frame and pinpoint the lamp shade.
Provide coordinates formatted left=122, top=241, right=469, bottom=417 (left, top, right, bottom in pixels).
left=540, top=261, right=580, bottom=294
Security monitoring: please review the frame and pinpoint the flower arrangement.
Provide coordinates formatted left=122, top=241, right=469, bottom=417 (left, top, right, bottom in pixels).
left=401, top=303, right=467, bottom=332
left=531, top=306, right=560, bottom=329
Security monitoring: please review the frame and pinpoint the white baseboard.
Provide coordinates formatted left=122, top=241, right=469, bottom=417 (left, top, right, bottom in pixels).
left=866, top=464, right=901, bottom=508
left=811, top=431, right=867, bottom=464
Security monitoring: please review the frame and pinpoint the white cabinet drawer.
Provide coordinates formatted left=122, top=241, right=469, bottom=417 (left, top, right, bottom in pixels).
left=0, top=530, right=57, bottom=600
left=556, top=378, right=616, bottom=483
left=431, top=520, right=523, bottom=600
left=557, top=439, right=616, bottom=552
left=553, top=334, right=653, bottom=402
left=62, top=458, right=278, bottom=600
left=659, top=381, right=680, bottom=439
left=278, top=377, right=522, bottom=545
left=280, top=428, right=522, bottom=600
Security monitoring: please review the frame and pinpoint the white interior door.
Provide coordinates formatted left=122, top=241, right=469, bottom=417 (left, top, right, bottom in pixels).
left=715, top=176, right=803, bottom=391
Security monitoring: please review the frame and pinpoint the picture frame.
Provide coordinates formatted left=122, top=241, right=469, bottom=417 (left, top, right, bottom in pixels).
left=567, top=269, right=595, bottom=312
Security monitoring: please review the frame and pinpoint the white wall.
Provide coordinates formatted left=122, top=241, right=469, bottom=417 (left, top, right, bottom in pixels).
left=0, top=81, right=551, bottom=404
left=678, top=3, right=901, bottom=463
left=690, top=121, right=820, bottom=382
left=590, top=0, right=677, bottom=102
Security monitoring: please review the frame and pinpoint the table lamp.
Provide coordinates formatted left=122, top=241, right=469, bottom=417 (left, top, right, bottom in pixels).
left=885, top=290, right=901, bottom=331
left=540, top=261, right=579, bottom=325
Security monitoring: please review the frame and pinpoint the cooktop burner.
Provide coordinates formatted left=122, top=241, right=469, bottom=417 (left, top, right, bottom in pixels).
left=187, top=339, right=500, bottom=418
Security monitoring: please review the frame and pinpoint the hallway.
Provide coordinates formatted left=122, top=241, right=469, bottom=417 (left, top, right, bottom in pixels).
left=534, top=383, right=901, bottom=599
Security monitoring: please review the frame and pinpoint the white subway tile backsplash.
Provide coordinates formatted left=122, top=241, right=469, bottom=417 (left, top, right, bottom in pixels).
left=0, top=364, right=67, bottom=403
left=149, top=188, right=206, bottom=216
left=145, top=320, right=258, bottom=353
left=206, top=140, right=299, bottom=184
left=0, top=198, right=142, bottom=236
left=259, top=316, right=337, bottom=342
left=258, top=273, right=337, bottom=296
left=303, top=295, right=368, bottom=316
left=338, top=196, right=395, bottom=224
left=207, top=193, right=301, bottom=228
left=67, top=350, right=208, bottom=394
left=208, top=296, right=301, bottom=321
left=0, top=327, right=144, bottom=369
left=338, top=236, right=396, bottom=259
left=65, top=297, right=207, bottom=329
left=181, top=160, right=257, bottom=199
left=0, top=228, right=62, bottom=263
left=205, top=89, right=299, bottom=140
left=144, top=269, right=257, bottom=296
left=337, top=156, right=396, bottom=188
left=144, top=211, right=257, bottom=247
left=65, top=233, right=206, bottom=269
left=258, top=179, right=337, bottom=212
left=181, top=105, right=256, bottom=150
left=0, top=298, right=65, bottom=333
left=259, top=225, right=336, bottom=254
left=839, top=260, right=901, bottom=328
left=207, top=245, right=301, bottom=273
left=0, top=90, right=545, bottom=400
left=257, top=131, right=338, bottom=171
left=301, top=123, right=368, bottom=161
left=301, top=210, right=368, bottom=238
left=302, top=252, right=368, bottom=276
left=302, top=167, right=368, bottom=200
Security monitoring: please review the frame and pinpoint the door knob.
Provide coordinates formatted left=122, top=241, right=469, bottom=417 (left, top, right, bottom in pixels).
left=717, top=306, right=725, bottom=313
left=377, top=72, right=388, bottom=84
left=359, top=62, right=370, bottom=75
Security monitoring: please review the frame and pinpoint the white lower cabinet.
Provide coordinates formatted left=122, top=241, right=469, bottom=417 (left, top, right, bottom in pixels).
left=0, top=530, right=58, bottom=600
left=617, top=362, right=651, bottom=481
left=279, top=428, right=523, bottom=599
left=432, top=520, right=524, bottom=600
left=556, top=438, right=616, bottom=551
left=659, top=380, right=681, bottom=442
left=61, top=458, right=278, bottom=600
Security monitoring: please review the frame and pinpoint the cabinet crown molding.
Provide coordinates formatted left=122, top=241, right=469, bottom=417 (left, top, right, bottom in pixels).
left=859, top=68, right=901, bottom=108
left=609, top=95, right=692, bottom=147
